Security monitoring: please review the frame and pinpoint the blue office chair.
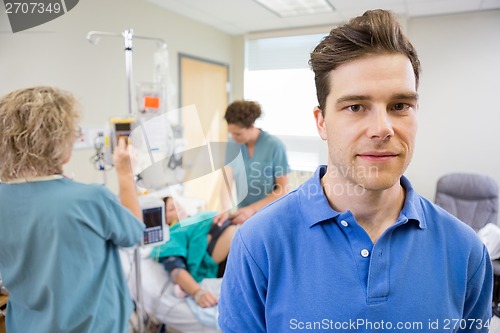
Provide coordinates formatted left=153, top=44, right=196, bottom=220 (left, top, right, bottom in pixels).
left=435, top=172, right=500, bottom=316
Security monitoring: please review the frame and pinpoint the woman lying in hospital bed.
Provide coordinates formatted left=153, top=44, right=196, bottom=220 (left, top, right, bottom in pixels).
left=120, top=195, right=237, bottom=333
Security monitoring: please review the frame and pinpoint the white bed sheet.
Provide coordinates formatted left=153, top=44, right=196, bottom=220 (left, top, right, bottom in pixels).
left=120, top=248, right=221, bottom=333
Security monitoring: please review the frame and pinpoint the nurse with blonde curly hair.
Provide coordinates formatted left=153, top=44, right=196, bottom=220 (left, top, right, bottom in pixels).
left=0, top=86, right=145, bottom=333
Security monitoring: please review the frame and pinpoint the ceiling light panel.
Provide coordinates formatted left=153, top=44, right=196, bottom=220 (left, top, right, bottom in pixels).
left=253, top=0, right=335, bottom=17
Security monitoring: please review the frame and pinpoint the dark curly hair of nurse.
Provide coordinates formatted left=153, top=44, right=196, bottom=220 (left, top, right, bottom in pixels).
left=224, top=100, right=262, bottom=129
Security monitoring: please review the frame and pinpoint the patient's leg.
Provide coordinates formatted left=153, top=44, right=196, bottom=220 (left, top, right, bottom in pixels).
left=210, top=224, right=237, bottom=264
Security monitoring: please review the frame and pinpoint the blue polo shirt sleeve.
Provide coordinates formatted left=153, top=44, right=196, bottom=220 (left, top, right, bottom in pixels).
left=219, top=229, right=267, bottom=333
left=461, top=245, right=493, bottom=332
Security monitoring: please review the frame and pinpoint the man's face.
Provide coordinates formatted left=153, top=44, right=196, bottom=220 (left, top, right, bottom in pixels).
left=315, top=53, right=418, bottom=192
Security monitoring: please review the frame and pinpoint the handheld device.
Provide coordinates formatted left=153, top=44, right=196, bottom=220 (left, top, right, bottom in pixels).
left=138, top=195, right=169, bottom=247
left=104, top=117, right=136, bottom=165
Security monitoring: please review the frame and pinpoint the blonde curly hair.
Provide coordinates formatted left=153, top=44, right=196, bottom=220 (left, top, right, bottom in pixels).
left=0, top=86, right=80, bottom=181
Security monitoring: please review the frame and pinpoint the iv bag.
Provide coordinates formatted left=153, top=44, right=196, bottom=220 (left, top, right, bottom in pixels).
left=129, top=112, right=177, bottom=190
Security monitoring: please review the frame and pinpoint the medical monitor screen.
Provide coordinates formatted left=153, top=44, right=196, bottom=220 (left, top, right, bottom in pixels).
left=115, top=123, right=132, bottom=132
left=143, top=206, right=164, bottom=245
left=143, top=207, right=162, bottom=228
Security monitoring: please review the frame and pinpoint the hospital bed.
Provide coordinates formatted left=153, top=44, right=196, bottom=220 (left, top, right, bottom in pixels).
left=120, top=248, right=221, bottom=333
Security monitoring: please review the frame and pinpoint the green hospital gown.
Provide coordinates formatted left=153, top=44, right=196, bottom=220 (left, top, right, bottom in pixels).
left=150, top=211, right=218, bottom=282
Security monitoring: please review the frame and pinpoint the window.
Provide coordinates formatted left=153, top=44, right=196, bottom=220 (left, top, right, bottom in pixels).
left=244, top=33, right=329, bottom=170
left=244, top=33, right=327, bottom=137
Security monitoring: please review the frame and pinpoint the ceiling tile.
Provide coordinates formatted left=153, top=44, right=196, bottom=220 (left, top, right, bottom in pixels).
left=144, top=0, right=500, bottom=35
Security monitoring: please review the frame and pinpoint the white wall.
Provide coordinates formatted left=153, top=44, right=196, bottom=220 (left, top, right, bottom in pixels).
left=405, top=10, right=500, bottom=200
left=0, top=0, right=240, bottom=191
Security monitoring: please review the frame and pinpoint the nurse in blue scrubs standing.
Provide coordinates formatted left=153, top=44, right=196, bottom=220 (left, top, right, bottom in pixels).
left=213, top=100, right=290, bottom=225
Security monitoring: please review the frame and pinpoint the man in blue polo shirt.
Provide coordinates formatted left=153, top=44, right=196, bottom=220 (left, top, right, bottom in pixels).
left=218, top=9, right=493, bottom=333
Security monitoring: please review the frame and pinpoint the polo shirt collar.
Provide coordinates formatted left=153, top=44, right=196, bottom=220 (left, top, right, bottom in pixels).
left=298, top=166, right=425, bottom=229
left=298, top=165, right=341, bottom=228
left=399, top=175, right=427, bottom=229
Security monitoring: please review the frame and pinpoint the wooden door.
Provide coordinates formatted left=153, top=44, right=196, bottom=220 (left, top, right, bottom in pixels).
left=179, top=54, right=229, bottom=210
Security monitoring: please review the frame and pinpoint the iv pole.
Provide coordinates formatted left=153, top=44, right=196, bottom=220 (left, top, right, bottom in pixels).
left=86, top=29, right=167, bottom=333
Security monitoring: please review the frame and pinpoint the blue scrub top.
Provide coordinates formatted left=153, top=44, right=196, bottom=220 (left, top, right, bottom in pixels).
left=227, top=129, right=290, bottom=208
left=219, top=165, right=493, bottom=333
left=0, top=178, right=145, bottom=333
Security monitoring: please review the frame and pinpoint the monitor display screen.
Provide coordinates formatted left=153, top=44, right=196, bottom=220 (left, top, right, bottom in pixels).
left=115, top=122, right=132, bottom=132
left=143, top=207, right=163, bottom=228
left=139, top=196, right=168, bottom=246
